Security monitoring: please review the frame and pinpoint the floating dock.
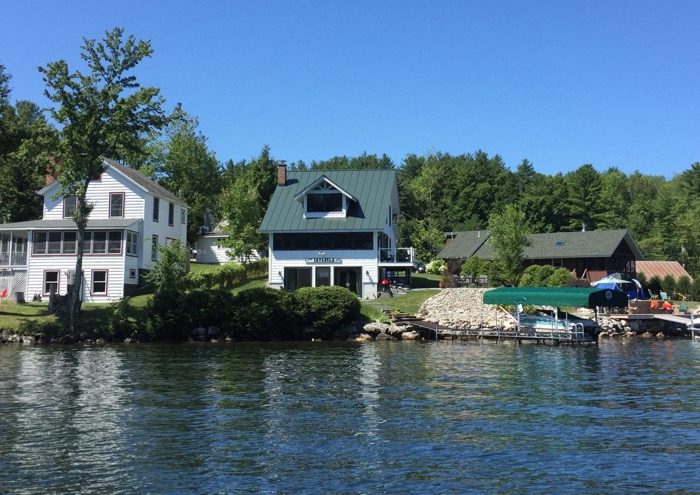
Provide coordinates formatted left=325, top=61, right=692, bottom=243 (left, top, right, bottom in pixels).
left=400, top=318, right=595, bottom=344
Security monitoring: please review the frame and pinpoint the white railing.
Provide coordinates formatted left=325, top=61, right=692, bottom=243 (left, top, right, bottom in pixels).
left=0, top=252, right=27, bottom=266
left=379, top=247, right=415, bottom=263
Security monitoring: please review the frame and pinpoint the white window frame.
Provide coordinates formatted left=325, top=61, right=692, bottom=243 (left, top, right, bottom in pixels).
left=91, top=269, right=108, bottom=295
left=43, top=270, right=59, bottom=295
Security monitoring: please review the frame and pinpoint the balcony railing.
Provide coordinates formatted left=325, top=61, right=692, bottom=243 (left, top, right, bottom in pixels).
left=379, top=247, right=415, bottom=264
left=0, top=252, right=27, bottom=266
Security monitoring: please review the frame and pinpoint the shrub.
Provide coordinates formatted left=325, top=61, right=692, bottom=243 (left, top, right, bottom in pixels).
left=184, top=289, right=235, bottom=330
left=635, top=272, right=647, bottom=287
left=146, top=241, right=189, bottom=294
left=675, top=275, right=691, bottom=298
left=427, top=259, right=447, bottom=275
left=460, top=256, right=489, bottom=279
left=648, top=275, right=662, bottom=294
left=146, top=288, right=188, bottom=340
left=295, top=286, right=361, bottom=338
left=690, top=278, right=700, bottom=301
left=230, top=288, right=300, bottom=340
left=247, top=257, right=268, bottom=278
left=518, top=265, right=573, bottom=287
left=106, top=297, right=138, bottom=339
left=661, top=274, right=676, bottom=295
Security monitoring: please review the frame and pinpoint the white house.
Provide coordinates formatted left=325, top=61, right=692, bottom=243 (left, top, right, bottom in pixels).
left=0, top=157, right=188, bottom=303
left=195, top=221, right=262, bottom=264
left=259, top=164, right=414, bottom=299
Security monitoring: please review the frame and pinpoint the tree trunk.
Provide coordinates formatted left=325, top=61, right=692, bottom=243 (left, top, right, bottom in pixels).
left=67, top=183, right=90, bottom=330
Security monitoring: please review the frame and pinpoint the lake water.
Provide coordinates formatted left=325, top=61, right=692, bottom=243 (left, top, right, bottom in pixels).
left=1, top=340, right=699, bottom=494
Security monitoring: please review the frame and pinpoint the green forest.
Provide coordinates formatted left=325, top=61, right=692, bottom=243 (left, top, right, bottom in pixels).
left=1, top=30, right=699, bottom=281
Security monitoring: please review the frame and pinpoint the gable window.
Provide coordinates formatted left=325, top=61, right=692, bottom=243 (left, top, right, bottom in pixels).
left=43, top=270, right=59, bottom=295
left=110, top=192, right=124, bottom=218
left=306, top=182, right=343, bottom=214
left=91, top=270, right=108, bottom=295
left=153, top=197, right=160, bottom=222
left=152, top=234, right=159, bottom=261
left=63, top=196, right=77, bottom=218
left=126, top=231, right=138, bottom=256
left=168, top=202, right=174, bottom=226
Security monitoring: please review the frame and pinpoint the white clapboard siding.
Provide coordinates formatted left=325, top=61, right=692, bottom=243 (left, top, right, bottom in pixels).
left=26, top=255, right=125, bottom=303
left=43, top=169, right=145, bottom=220
left=269, top=248, right=379, bottom=298
left=196, top=236, right=260, bottom=264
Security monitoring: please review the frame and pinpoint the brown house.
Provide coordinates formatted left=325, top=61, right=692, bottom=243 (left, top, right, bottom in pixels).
left=437, top=229, right=644, bottom=282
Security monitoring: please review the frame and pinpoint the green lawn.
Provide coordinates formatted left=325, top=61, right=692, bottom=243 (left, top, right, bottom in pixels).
left=361, top=289, right=441, bottom=322
left=411, top=273, right=442, bottom=288
left=188, top=262, right=222, bottom=274
left=0, top=275, right=267, bottom=332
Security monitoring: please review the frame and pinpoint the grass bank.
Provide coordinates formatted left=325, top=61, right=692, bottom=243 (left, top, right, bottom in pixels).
left=361, top=289, right=441, bottom=322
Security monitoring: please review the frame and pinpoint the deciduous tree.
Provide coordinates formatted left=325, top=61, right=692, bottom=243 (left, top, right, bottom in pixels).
left=40, top=28, right=166, bottom=328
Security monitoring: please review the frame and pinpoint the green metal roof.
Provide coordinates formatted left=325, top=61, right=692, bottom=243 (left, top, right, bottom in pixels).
left=438, top=229, right=644, bottom=261
left=259, top=169, right=396, bottom=233
left=483, top=287, right=629, bottom=308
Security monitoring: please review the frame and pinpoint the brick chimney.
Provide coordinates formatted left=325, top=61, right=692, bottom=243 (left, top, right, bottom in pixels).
left=277, top=160, right=287, bottom=186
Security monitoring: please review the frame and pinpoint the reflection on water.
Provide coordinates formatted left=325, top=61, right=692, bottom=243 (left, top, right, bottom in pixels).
left=0, top=340, right=699, bottom=494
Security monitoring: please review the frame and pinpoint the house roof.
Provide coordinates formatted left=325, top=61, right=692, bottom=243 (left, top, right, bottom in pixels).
left=636, top=261, right=693, bottom=282
left=293, top=175, right=358, bottom=202
left=438, top=229, right=644, bottom=261
left=259, top=169, right=396, bottom=233
left=37, top=157, right=186, bottom=206
left=0, top=218, right=141, bottom=230
left=103, top=158, right=186, bottom=206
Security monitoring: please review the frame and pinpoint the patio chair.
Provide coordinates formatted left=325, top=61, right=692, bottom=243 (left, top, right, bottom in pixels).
left=660, top=292, right=670, bottom=301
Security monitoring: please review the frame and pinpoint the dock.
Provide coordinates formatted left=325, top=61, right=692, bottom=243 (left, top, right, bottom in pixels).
left=399, top=318, right=595, bottom=344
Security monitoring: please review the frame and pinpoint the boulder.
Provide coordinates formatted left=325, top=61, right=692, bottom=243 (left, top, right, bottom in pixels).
left=352, top=333, right=373, bottom=342
left=641, top=331, right=654, bottom=338
left=655, top=332, right=665, bottom=339
left=363, top=322, right=389, bottom=335
left=375, top=332, right=398, bottom=341
left=401, top=330, right=420, bottom=340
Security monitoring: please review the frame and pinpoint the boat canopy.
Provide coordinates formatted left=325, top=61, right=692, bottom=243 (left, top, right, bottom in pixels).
left=483, top=287, right=628, bottom=308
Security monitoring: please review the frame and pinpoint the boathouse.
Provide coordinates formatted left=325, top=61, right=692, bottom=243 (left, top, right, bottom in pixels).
left=259, top=164, right=414, bottom=298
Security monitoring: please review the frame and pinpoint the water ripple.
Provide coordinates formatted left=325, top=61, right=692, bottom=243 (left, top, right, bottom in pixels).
left=0, top=340, right=699, bottom=494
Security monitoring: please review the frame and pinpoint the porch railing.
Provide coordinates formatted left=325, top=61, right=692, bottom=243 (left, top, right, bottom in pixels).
left=379, top=247, right=415, bottom=263
left=0, top=252, right=27, bottom=266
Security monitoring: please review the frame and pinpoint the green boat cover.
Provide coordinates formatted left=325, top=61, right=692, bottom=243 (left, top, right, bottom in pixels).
left=483, top=287, right=628, bottom=308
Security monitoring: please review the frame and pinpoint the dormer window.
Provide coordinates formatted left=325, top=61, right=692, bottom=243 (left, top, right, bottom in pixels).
left=298, top=177, right=354, bottom=219
left=307, top=182, right=343, bottom=213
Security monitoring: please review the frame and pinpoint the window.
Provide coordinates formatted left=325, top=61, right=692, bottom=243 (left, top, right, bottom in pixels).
left=152, top=234, right=159, bottom=261
left=47, top=232, right=62, bottom=254
left=316, top=267, right=331, bottom=286
left=63, top=196, right=77, bottom=218
left=107, top=231, right=122, bottom=254
left=180, top=208, right=186, bottom=224
left=109, top=193, right=124, bottom=218
left=43, top=270, right=59, bottom=295
left=168, top=202, right=174, bottom=226
left=83, top=232, right=93, bottom=253
left=92, top=231, right=107, bottom=254
left=307, top=192, right=342, bottom=213
left=63, top=232, right=77, bottom=254
left=554, top=240, right=566, bottom=248
left=92, top=270, right=107, bottom=295
left=283, top=267, right=312, bottom=291
left=153, top=197, right=160, bottom=222
left=32, top=232, right=47, bottom=255
left=273, top=233, right=374, bottom=251
left=129, top=269, right=137, bottom=279
left=126, top=231, right=138, bottom=256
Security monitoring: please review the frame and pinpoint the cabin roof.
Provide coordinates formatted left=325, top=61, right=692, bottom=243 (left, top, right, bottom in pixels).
left=438, top=229, right=644, bottom=261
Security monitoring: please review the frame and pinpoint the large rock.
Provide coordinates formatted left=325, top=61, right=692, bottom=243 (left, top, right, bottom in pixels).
left=401, top=330, right=420, bottom=340
left=418, top=288, right=509, bottom=329
left=363, top=322, right=389, bottom=335
left=375, top=333, right=398, bottom=341
left=351, top=333, right=373, bottom=342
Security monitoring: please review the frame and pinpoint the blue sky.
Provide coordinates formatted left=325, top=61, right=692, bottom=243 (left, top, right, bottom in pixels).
left=3, top=0, right=700, bottom=176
